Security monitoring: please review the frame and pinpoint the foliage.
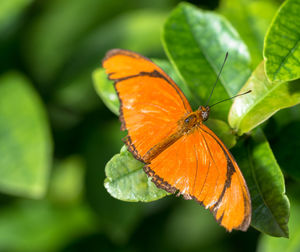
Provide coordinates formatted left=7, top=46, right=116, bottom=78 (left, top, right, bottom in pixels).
left=0, top=72, right=52, bottom=198
left=232, top=129, right=289, bottom=237
left=104, top=146, right=169, bottom=202
left=163, top=2, right=252, bottom=120
left=257, top=196, right=300, bottom=252
left=229, top=62, right=300, bottom=135
left=95, top=0, right=300, bottom=240
left=1, top=0, right=300, bottom=251
left=264, top=0, right=300, bottom=82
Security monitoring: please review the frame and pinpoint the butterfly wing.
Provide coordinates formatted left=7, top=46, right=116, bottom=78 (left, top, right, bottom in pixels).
left=145, top=124, right=251, bottom=231
left=103, top=49, right=251, bottom=231
left=102, top=49, right=192, bottom=161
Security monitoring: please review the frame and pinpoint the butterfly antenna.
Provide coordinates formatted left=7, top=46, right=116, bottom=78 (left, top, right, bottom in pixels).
left=205, top=52, right=229, bottom=107
left=209, top=90, right=252, bottom=108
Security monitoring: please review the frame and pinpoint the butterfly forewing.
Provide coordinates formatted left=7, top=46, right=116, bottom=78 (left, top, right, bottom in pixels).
left=102, top=49, right=192, bottom=160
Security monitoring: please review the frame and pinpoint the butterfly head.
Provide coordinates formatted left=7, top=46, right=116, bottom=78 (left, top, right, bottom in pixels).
left=199, top=106, right=210, bottom=122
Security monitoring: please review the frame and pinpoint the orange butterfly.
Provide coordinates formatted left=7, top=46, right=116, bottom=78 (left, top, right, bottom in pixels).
left=102, top=49, right=251, bottom=232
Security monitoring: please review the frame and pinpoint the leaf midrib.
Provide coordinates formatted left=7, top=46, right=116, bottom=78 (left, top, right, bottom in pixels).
left=181, top=5, right=230, bottom=97
left=107, top=159, right=143, bottom=183
left=272, top=38, right=300, bottom=80
left=247, top=141, right=286, bottom=236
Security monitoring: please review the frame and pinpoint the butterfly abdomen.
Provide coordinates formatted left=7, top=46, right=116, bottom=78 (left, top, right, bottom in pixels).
left=142, top=131, right=182, bottom=163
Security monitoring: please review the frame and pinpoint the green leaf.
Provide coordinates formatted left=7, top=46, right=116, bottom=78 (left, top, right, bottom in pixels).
left=205, top=118, right=236, bottom=149
left=0, top=72, right=52, bottom=198
left=264, top=0, right=300, bottom=82
left=232, top=128, right=290, bottom=237
left=219, top=0, right=279, bottom=67
left=257, top=198, right=300, bottom=252
left=162, top=2, right=252, bottom=120
left=93, top=58, right=190, bottom=115
left=229, top=62, right=300, bottom=135
left=0, top=200, right=96, bottom=252
left=104, top=146, right=168, bottom=202
left=93, top=68, right=119, bottom=115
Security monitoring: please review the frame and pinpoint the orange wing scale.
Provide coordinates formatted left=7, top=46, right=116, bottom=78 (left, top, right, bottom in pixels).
left=102, top=49, right=251, bottom=232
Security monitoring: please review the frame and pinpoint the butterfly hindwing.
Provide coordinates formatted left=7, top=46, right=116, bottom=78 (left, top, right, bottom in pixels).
left=145, top=124, right=251, bottom=231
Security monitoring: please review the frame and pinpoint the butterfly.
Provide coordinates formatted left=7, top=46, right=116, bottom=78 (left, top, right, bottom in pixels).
left=102, top=49, right=251, bottom=232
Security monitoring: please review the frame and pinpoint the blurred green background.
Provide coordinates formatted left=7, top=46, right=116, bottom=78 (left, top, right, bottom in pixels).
left=1, top=0, right=299, bottom=251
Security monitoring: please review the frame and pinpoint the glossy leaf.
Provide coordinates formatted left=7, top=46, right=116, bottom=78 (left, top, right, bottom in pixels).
left=104, top=146, right=168, bottom=202
left=264, top=0, right=300, bottom=82
left=162, top=2, right=251, bottom=120
left=257, top=198, right=300, bottom=252
left=233, top=128, right=290, bottom=237
left=229, top=62, right=300, bottom=135
left=0, top=72, right=52, bottom=198
left=219, top=0, right=278, bottom=67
